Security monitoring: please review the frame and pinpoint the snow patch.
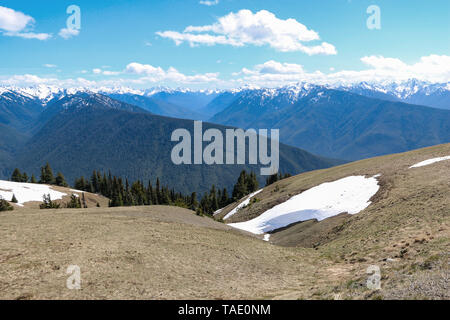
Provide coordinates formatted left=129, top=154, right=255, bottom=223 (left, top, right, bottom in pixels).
left=223, top=189, right=263, bottom=220
left=0, top=180, right=67, bottom=207
left=228, top=175, right=380, bottom=235
left=263, top=234, right=270, bottom=242
left=409, top=156, right=450, bottom=168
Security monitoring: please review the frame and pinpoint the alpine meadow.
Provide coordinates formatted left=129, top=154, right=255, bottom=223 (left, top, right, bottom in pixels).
left=0, top=0, right=448, bottom=309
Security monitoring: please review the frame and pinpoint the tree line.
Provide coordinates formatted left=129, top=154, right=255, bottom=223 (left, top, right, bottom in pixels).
left=11, top=164, right=68, bottom=187
left=8, top=163, right=265, bottom=216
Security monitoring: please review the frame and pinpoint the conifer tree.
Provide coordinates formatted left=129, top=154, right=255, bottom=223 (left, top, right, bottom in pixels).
left=232, top=170, right=248, bottom=200
left=210, top=185, right=219, bottom=212
left=190, top=192, right=198, bottom=210
left=220, top=188, right=229, bottom=207
left=39, top=163, right=55, bottom=184
left=66, top=194, right=81, bottom=208
left=11, top=168, right=22, bottom=182
left=55, top=172, right=68, bottom=187
left=39, top=194, right=60, bottom=209
left=0, top=196, right=13, bottom=211
left=11, top=194, right=18, bottom=203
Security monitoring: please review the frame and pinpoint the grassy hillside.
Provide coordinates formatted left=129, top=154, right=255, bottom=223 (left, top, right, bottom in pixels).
left=0, top=206, right=333, bottom=300
left=0, top=144, right=448, bottom=300
left=219, top=143, right=450, bottom=299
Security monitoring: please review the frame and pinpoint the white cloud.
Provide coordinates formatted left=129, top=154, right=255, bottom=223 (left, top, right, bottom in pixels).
left=157, top=9, right=337, bottom=55
left=0, top=6, right=51, bottom=40
left=0, top=6, right=33, bottom=32
left=92, top=68, right=121, bottom=76
left=125, top=62, right=219, bottom=84
left=4, top=31, right=51, bottom=40
left=44, top=64, right=57, bottom=68
left=232, top=55, right=450, bottom=87
left=3, top=55, right=448, bottom=90
left=58, top=27, right=79, bottom=39
left=199, top=0, right=219, bottom=6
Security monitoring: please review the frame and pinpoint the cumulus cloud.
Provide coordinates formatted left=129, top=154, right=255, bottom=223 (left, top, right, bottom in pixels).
left=157, top=9, right=336, bottom=55
left=232, top=55, right=450, bottom=87
left=125, top=62, right=220, bottom=84
left=92, top=68, right=121, bottom=76
left=58, top=27, right=79, bottom=39
left=199, top=0, right=219, bottom=6
left=0, top=6, right=51, bottom=40
left=3, top=55, right=448, bottom=90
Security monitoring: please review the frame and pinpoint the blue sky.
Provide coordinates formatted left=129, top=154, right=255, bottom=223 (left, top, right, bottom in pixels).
left=1, top=0, right=449, bottom=88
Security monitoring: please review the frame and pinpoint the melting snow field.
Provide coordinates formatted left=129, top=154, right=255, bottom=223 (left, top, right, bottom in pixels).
left=409, top=156, right=450, bottom=168
left=0, top=180, right=67, bottom=207
left=223, top=189, right=263, bottom=220
left=228, top=175, right=380, bottom=235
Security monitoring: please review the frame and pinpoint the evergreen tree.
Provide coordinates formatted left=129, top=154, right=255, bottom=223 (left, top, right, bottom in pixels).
left=55, top=172, right=68, bottom=187
left=74, top=176, right=86, bottom=190
left=11, top=194, right=18, bottom=203
left=39, top=194, right=60, bottom=209
left=265, top=173, right=279, bottom=186
left=31, top=174, right=37, bottom=183
left=66, top=194, right=81, bottom=208
left=0, top=196, right=13, bottom=211
left=195, top=207, right=203, bottom=216
left=190, top=192, right=198, bottom=210
left=11, top=168, right=22, bottom=182
left=247, top=172, right=258, bottom=193
left=220, top=188, right=229, bottom=207
left=39, top=163, right=55, bottom=184
left=146, top=181, right=154, bottom=205
left=232, top=170, right=248, bottom=200
left=91, top=170, right=99, bottom=193
left=210, top=185, right=219, bottom=212
left=155, top=178, right=161, bottom=204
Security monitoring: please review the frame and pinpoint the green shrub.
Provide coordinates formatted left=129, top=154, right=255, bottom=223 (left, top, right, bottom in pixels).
left=0, top=197, right=13, bottom=211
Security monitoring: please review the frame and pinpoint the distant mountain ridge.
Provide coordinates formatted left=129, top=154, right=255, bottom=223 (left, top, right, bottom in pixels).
left=0, top=91, right=341, bottom=194
left=334, top=79, right=450, bottom=110
left=209, top=86, right=450, bottom=160
left=1, top=80, right=449, bottom=163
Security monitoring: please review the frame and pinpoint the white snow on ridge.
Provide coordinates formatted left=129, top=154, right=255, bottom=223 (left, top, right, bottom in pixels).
left=409, top=156, right=450, bottom=168
left=0, top=180, right=67, bottom=207
left=228, top=175, right=380, bottom=235
left=223, top=189, right=263, bottom=220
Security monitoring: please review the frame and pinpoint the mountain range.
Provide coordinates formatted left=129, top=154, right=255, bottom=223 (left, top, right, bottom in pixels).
left=1, top=79, right=449, bottom=188
left=0, top=90, right=340, bottom=194
left=209, top=84, right=450, bottom=160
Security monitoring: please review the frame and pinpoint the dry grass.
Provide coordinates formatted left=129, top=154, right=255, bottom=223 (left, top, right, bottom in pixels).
left=222, top=143, right=450, bottom=299
left=0, top=144, right=449, bottom=300
left=0, top=206, right=346, bottom=300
